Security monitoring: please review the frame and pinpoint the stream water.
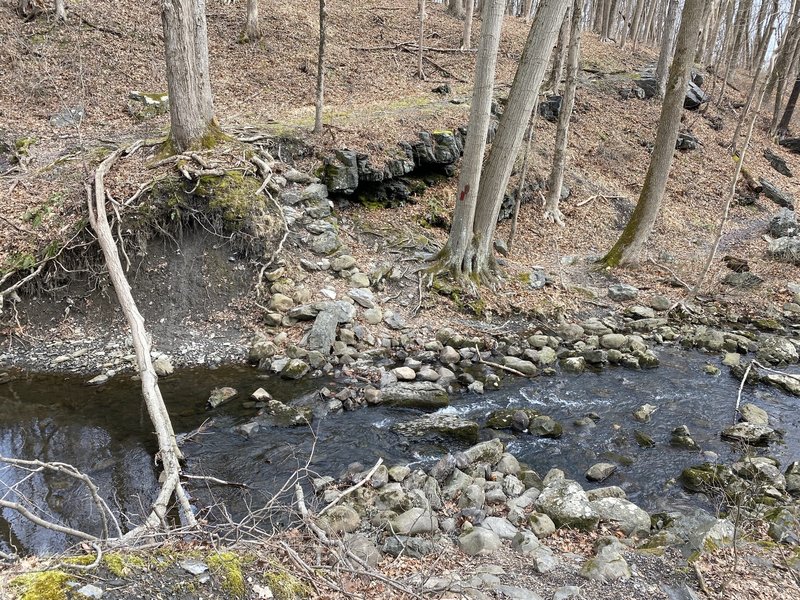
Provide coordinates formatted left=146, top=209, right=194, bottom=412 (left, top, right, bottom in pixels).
left=1, top=348, right=799, bottom=555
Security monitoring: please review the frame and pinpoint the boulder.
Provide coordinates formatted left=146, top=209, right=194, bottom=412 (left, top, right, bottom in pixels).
left=529, top=415, right=563, bottom=438
left=458, top=528, right=501, bottom=556
left=280, top=358, right=310, bottom=380
left=390, top=507, right=438, bottom=535
left=392, top=414, right=479, bottom=443
left=511, top=532, right=558, bottom=573
left=319, top=505, right=361, bottom=534
left=756, top=335, right=798, bottom=364
left=585, top=463, right=617, bottom=482
left=538, top=95, right=562, bottom=122
left=764, top=148, right=793, bottom=177
left=590, top=497, right=650, bottom=537
left=580, top=539, right=631, bottom=582
left=676, top=132, right=699, bottom=150
left=461, top=439, right=505, bottom=465
left=534, top=479, right=599, bottom=530
left=739, top=403, right=769, bottom=426
left=208, top=387, right=237, bottom=409
left=381, top=382, right=449, bottom=409
left=482, top=516, right=519, bottom=540
left=761, top=178, right=795, bottom=209
left=721, top=422, right=776, bottom=445
left=321, top=149, right=359, bottom=193
left=684, top=80, right=709, bottom=110
left=382, top=535, right=435, bottom=558
left=608, top=283, right=639, bottom=301
left=769, top=208, right=797, bottom=238
left=502, top=356, right=538, bottom=377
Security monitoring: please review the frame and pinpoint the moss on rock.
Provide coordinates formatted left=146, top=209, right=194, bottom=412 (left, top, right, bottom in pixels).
left=11, top=570, right=70, bottom=600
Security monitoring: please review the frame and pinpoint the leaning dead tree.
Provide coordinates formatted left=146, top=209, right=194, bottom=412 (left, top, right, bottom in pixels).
left=314, top=0, right=327, bottom=133
left=88, top=143, right=197, bottom=533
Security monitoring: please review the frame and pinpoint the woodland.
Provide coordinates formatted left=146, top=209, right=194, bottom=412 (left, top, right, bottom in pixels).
left=0, top=0, right=800, bottom=599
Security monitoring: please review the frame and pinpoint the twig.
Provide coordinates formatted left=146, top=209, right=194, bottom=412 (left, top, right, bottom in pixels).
left=734, top=361, right=753, bottom=424
left=474, top=344, right=529, bottom=377
left=182, top=473, right=249, bottom=489
left=647, top=257, right=691, bottom=289
left=422, top=56, right=467, bottom=82
left=318, top=458, right=384, bottom=517
left=0, top=499, right=98, bottom=541
left=57, top=542, right=103, bottom=571
left=752, top=360, right=800, bottom=382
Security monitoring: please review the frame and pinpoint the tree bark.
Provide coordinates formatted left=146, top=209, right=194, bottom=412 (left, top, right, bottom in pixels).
left=244, top=0, right=260, bottom=41
left=545, top=11, right=571, bottom=93
left=448, top=0, right=465, bottom=18
left=55, top=0, right=66, bottom=21
left=461, top=0, right=475, bottom=49
left=162, top=0, right=218, bottom=153
left=629, top=0, right=646, bottom=51
left=469, top=0, right=571, bottom=276
left=544, top=0, right=583, bottom=226
left=418, top=0, right=426, bottom=80
left=314, top=0, right=327, bottom=133
left=778, top=76, right=800, bottom=137
left=655, top=0, right=679, bottom=98
left=438, top=0, right=505, bottom=276
left=600, top=0, right=705, bottom=267
left=526, top=0, right=537, bottom=21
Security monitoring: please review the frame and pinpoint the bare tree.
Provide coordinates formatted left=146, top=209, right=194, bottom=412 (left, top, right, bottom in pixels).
left=243, top=0, right=261, bottom=41
left=463, top=0, right=571, bottom=280
left=461, top=0, right=475, bottom=50
left=545, top=12, right=570, bottom=93
left=314, top=0, right=327, bottom=133
left=629, top=0, right=646, bottom=51
left=600, top=0, right=705, bottom=267
left=449, top=0, right=466, bottom=18
left=162, top=0, right=219, bottom=153
left=544, top=0, right=584, bottom=226
left=655, top=0, right=679, bottom=98
left=418, top=0, right=426, bottom=80
left=55, top=0, right=65, bottom=22
left=438, top=0, right=505, bottom=277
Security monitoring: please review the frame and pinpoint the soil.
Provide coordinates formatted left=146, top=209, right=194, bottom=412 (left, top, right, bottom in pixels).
left=1, top=1, right=800, bottom=599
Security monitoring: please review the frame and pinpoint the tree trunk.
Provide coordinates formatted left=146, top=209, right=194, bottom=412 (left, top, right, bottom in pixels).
left=162, top=0, right=218, bottom=153
left=545, top=11, right=571, bottom=93
left=469, top=0, right=571, bottom=276
left=55, top=0, right=66, bottom=21
left=655, top=0, right=679, bottom=98
left=461, top=0, right=475, bottom=49
left=778, top=76, right=800, bottom=137
left=731, top=8, right=774, bottom=162
left=314, top=0, right=327, bottom=133
left=526, top=0, right=537, bottom=21
left=629, top=0, right=645, bottom=51
left=438, top=0, right=505, bottom=276
left=448, top=0, right=465, bottom=18
left=244, top=0, right=260, bottom=41
left=418, top=0, right=426, bottom=80
left=544, top=0, right=584, bottom=226
left=695, top=0, right=716, bottom=62
left=603, top=0, right=618, bottom=40
left=720, top=0, right=754, bottom=104
left=600, top=0, right=705, bottom=267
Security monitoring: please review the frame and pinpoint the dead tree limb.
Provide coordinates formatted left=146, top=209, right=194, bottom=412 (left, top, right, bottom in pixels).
left=87, top=143, right=196, bottom=532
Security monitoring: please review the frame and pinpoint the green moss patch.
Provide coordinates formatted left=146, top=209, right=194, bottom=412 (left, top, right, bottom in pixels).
left=10, top=570, right=70, bottom=600
left=208, top=551, right=246, bottom=598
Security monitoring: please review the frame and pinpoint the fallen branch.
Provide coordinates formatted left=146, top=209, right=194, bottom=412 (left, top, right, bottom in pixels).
left=0, top=499, right=98, bottom=542
left=422, top=56, right=467, bottom=82
left=182, top=473, right=250, bottom=489
left=474, top=344, right=529, bottom=377
left=647, top=257, right=691, bottom=290
left=753, top=360, right=800, bottom=382
left=318, top=458, right=383, bottom=517
left=57, top=542, right=103, bottom=571
left=734, top=362, right=753, bottom=424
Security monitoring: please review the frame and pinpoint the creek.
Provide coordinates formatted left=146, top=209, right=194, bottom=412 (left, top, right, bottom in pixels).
left=1, top=348, right=798, bottom=555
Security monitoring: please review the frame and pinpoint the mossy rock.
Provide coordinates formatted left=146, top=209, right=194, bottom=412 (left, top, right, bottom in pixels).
left=680, top=463, right=735, bottom=493
left=485, top=408, right=541, bottom=430
left=263, top=563, right=312, bottom=600
left=11, top=570, right=70, bottom=600
left=208, top=551, right=246, bottom=598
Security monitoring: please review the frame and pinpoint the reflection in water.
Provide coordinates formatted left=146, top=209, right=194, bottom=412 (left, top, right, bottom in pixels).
left=1, top=350, right=799, bottom=554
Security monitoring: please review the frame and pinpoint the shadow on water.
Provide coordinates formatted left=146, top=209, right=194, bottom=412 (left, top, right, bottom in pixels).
left=1, top=349, right=799, bottom=554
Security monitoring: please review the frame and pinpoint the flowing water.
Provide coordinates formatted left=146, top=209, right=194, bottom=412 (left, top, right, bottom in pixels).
left=1, top=348, right=799, bottom=555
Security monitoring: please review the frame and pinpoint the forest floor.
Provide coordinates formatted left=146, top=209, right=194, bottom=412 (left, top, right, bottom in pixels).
left=1, top=1, right=800, bottom=599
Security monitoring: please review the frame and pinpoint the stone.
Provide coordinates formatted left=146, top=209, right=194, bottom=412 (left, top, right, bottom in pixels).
left=152, top=356, right=173, bottom=377
left=757, top=335, right=798, bottom=364
left=350, top=273, right=370, bottom=288
left=492, top=586, right=544, bottom=600
left=482, top=516, right=518, bottom=540
left=87, top=374, right=109, bottom=385
left=608, top=283, right=639, bottom=301
left=764, top=148, right=793, bottom=177
left=502, top=474, right=525, bottom=498
left=382, top=535, right=435, bottom=558
left=384, top=311, right=407, bottom=330
left=600, top=333, right=627, bottom=349
left=50, top=105, right=85, bottom=128
left=179, top=558, right=209, bottom=575
left=496, top=453, right=521, bottom=476
left=529, top=415, right=563, bottom=438
left=331, top=255, right=357, bottom=271
left=586, top=463, right=617, bottom=482
left=739, top=403, right=769, bottom=426
left=461, top=439, right=504, bottom=465
left=580, top=539, right=631, bottom=582
left=440, top=346, right=460, bottom=364
left=75, top=584, right=104, bottom=599
left=393, top=414, right=479, bottom=443
left=684, top=80, right=709, bottom=109
left=502, top=356, right=538, bottom=376
left=391, top=366, right=416, bottom=381
left=769, top=208, right=797, bottom=238
left=528, top=512, right=556, bottom=537
left=346, top=534, right=380, bottom=567
left=586, top=486, right=627, bottom=501
left=635, top=430, right=656, bottom=448
left=590, top=497, right=650, bottom=537
left=389, top=465, right=411, bottom=482
left=671, top=426, right=700, bottom=450
left=320, top=505, right=361, bottom=534
left=269, top=293, right=294, bottom=312
left=769, top=236, right=800, bottom=264
left=382, top=380, right=448, bottom=409
left=458, top=528, right=501, bottom=556
left=561, top=357, right=586, bottom=374
left=534, top=479, right=599, bottom=530
left=761, top=178, right=795, bottom=209
left=633, top=403, right=657, bottom=423
left=554, top=586, right=582, bottom=600
left=458, top=484, right=486, bottom=509
left=208, top=387, right=237, bottom=409
left=721, top=422, right=776, bottom=445
left=390, top=507, right=438, bottom=535
left=281, top=358, right=309, bottom=380
left=676, top=132, right=699, bottom=150
left=348, top=288, right=375, bottom=309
